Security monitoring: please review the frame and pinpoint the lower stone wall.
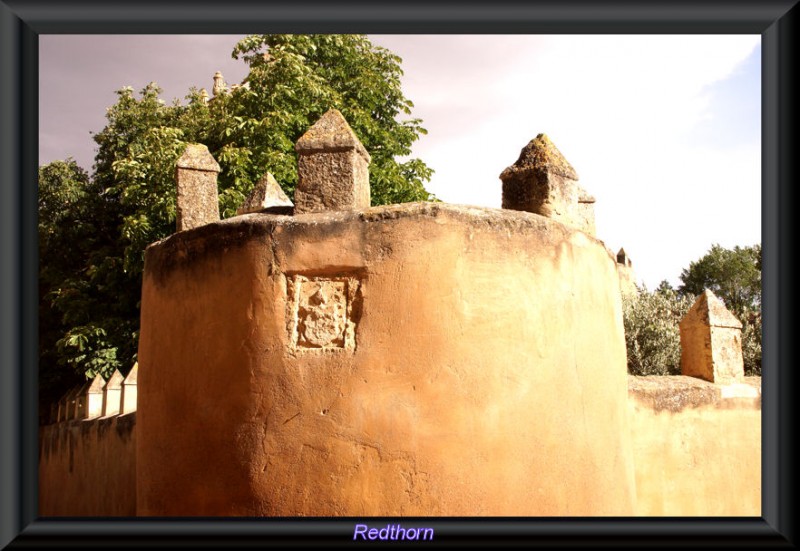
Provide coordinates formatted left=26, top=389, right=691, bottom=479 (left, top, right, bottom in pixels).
left=36, top=378, right=761, bottom=517
left=39, top=413, right=137, bottom=516
left=628, top=376, right=761, bottom=516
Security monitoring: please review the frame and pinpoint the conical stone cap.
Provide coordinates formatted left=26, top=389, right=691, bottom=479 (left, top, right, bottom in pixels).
left=295, top=109, right=370, bottom=163
left=236, top=172, right=293, bottom=215
left=500, top=133, right=578, bottom=180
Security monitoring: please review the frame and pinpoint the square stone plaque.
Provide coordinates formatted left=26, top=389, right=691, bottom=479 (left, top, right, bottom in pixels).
left=287, top=275, right=360, bottom=351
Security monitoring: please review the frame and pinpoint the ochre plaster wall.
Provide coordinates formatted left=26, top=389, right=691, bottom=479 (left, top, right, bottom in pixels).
left=39, top=414, right=137, bottom=516
left=628, top=376, right=761, bottom=516
left=136, top=203, right=636, bottom=516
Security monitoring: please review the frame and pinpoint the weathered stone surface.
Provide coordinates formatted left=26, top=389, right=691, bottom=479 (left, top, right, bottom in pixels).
left=138, top=202, right=635, bottom=516
left=175, top=144, right=221, bottom=232
left=39, top=413, right=137, bottom=516
left=628, top=375, right=760, bottom=516
left=287, top=275, right=360, bottom=351
left=296, top=108, right=371, bottom=160
left=679, top=290, right=744, bottom=384
left=627, top=374, right=760, bottom=413
left=500, top=133, right=596, bottom=236
left=236, top=172, right=293, bottom=215
left=577, top=186, right=596, bottom=236
left=294, top=109, right=371, bottom=214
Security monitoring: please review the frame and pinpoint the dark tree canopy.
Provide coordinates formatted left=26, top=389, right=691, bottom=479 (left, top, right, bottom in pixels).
left=38, top=35, right=435, bottom=413
left=677, top=243, right=761, bottom=316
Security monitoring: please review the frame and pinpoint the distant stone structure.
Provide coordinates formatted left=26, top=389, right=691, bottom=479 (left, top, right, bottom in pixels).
left=679, top=290, right=744, bottom=385
left=236, top=172, right=293, bottom=215
left=212, top=71, right=226, bottom=96
left=500, top=133, right=596, bottom=236
left=294, top=109, right=371, bottom=214
left=175, top=144, right=221, bottom=231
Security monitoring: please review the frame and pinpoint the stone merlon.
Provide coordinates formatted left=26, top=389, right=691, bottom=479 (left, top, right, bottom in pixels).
left=499, top=133, right=595, bottom=236
left=293, top=109, right=371, bottom=214
left=175, top=144, right=221, bottom=232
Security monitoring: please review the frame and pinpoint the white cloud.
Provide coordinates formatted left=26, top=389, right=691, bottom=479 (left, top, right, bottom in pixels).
left=376, top=35, right=761, bottom=288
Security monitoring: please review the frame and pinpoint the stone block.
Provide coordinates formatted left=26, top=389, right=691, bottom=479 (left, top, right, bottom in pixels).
left=175, top=144, right=221, bottom=231
left=679, top=290, right=744, bottom=384
left=294, top=109, right=371, bottom=214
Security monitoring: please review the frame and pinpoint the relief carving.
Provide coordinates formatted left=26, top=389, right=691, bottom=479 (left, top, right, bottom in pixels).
left=288, top=275, right=360, bottom=351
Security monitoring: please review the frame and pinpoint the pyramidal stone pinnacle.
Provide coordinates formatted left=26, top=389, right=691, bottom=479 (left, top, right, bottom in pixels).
left=293, top=109, right=371, bottom=214
left=499, top=133, right=595, bottom=236
left=236, top=172, right=294, bottom=215
left=500, top=133, right=578, bottom=181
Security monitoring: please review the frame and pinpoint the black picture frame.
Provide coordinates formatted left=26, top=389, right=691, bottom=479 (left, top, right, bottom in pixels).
left=1, top=1, right=796, bottom=548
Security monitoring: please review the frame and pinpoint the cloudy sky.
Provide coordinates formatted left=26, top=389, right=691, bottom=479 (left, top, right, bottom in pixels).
left=40, top=35, right=761, bottom=289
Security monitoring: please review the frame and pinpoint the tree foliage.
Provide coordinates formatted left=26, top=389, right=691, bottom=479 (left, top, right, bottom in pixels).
left=678, top=244, right=761, bottom=315
left=38, top=35, right=435, bottom=406
left=623, top=244, right=762, bottom=377
left=622, top=286, right=695, bottom=376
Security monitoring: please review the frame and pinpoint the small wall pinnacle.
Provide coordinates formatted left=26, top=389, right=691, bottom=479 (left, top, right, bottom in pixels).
left=48, top=365, right=138, bottom=425
left=679, top=290, right=744, bottom=384
left=499, top=133, right=595, bottom=236
left=175, top=144, right=221, bottom=232
left=293, top=109, right=371, bottom=214
left=236, top=172, right=294, bottom=215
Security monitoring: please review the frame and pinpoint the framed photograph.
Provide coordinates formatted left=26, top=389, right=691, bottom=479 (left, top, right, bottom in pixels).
left=1, top=1, right=795, bottom=548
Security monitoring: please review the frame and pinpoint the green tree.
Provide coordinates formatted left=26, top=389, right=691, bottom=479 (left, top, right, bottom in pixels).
left=39, top=35, right=435, bottom=402
left=227, top=34, right=434, bottom=208
left=678, top=244, right=761, bottom=375
left=38, top=159, right=126, bottom=417
left=622, top=286, right=695, bottom=376
left=678, top=244, right=761, bottom=315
